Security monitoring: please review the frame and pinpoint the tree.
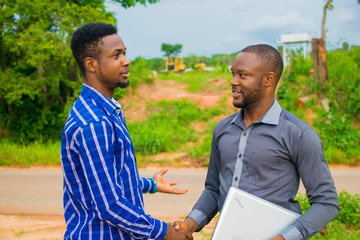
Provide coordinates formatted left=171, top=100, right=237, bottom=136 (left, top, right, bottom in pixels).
left=312, top=0, right=333, bottom=88
left=312, top=0, right=359, bottom=89
left=0, top=0, right=158, bottom=143
left=161, top=43, right=183, bottom=57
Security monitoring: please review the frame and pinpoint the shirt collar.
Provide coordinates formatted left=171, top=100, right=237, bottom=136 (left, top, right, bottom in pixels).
left=80, top=84, right=121, bottom=116
left=231, top=99, right=282, bottom=127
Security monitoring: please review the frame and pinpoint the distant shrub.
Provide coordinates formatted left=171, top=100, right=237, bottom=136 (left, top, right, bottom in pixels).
left=296, top=190, right=360, bottom=239
left=128, top=99, right=223, bottom=155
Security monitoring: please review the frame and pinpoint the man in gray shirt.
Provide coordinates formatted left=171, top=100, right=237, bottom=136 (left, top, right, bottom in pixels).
left=175, top=44, right=339, bottom=240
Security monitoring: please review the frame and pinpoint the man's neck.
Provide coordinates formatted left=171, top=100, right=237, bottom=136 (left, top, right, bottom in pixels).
left=243, top=98, right=274, bottom=128
left=84, top=79, right=114, bottom=99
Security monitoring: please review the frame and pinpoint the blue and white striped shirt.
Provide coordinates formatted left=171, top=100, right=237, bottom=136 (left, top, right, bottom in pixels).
left=61, top=84, right=167, bottom=240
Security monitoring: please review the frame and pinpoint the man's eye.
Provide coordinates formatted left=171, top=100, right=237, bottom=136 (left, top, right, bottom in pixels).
left=231, top=72, right=235, bottom=77
left=123, top=51, right=127, bottom=56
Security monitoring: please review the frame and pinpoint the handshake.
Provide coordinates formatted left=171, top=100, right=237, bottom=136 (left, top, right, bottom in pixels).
left=163, top=217, right=198, bottom=240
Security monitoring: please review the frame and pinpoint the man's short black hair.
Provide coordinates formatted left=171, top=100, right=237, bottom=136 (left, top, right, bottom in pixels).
left=71, top=22, right=117, bottom=76
left=241, top=44, right=284, bottom=83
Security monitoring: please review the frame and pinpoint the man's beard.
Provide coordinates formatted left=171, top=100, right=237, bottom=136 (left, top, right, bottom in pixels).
left=233, top=83, right=262, bottom=109
left=118, top=80, right=129, bottom=89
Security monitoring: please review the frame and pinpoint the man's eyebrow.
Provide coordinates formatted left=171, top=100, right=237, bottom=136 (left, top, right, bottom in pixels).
left=112, top=48, right=126, bottom=53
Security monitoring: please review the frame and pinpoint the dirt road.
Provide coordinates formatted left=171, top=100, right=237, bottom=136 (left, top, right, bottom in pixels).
left=0, top=166, right=359, bottom=239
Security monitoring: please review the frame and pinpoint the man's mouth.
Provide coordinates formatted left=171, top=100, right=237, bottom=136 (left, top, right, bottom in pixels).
left=121, top=69, right=130, bottom=78
left=232, top=88, right=242, bottom=94
left=232, top=88, right=243, bottom=98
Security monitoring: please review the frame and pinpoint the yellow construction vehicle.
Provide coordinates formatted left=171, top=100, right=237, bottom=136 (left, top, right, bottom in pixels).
left=194, top=62, right=206, bottom=71
left=165, top=56, right=186, bottom=73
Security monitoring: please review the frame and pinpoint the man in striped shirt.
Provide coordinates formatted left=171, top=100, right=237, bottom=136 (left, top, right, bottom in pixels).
left=61, top=22, right=192, bottom=240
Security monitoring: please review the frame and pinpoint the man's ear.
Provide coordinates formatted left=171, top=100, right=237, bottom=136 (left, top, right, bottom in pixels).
left=84, top=57, right=97, bottom=73
left=263, top=72, right=276, bottom=87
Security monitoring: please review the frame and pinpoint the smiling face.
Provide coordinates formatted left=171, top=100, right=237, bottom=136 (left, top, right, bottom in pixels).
left=95, top=34, right=131, bottom=91
left=230, top=52, right=266, bottom=109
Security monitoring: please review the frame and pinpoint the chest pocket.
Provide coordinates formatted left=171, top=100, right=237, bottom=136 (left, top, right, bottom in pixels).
left=243, top=151, right=281, bottom=188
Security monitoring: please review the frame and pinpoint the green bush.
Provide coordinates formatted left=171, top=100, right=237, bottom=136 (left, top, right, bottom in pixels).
left=189, top=120, right=218, bottom=165
left=337, top=191, right=360, bottom=227
left=278, top=46, right=360, bottom=165
left=295, top=190, right=360, bottom=239
left=0, top=139, right=60, bottom=166
left=313, top=110, right=360, bottom=165
left=158, top=70, right=230, bottom=93
left=128, top=99, right=223, bottom=155
left=326, top=47, right=360, bottom=119
left=296, top=190, right=360, bottom=227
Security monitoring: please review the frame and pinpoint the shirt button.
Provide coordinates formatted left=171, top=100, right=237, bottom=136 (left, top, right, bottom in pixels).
left=234, top=177, right=238, bottom=181
left=238, top=153, right=242, bottom=158
left=243, top=131, right=247, bottom=136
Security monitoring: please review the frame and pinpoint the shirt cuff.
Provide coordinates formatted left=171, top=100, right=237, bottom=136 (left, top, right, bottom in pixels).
left=150, top=219, right=167, bottom=240
left=280, top=225, right=303, bottom=240
left=140, top=177, right=157, bottom=193
left=187, top=208, right=208, bottom=231
left=150, top=178, right=157, bottom=194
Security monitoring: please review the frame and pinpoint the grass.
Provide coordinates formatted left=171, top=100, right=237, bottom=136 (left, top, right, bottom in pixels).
left=128, top=99, right=224, bottom=156
left=0, top=139, right=60, bottom=167
left=158, top=69, right=231, bottom=93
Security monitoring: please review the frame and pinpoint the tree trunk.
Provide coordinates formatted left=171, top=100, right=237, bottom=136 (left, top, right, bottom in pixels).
left=311, top=38, right=328, bottom=88
left=313, top=0, right=331, bottom=89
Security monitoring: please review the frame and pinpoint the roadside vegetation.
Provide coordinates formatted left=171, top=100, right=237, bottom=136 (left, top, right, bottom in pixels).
left=1, top=46, right=358, bottom=167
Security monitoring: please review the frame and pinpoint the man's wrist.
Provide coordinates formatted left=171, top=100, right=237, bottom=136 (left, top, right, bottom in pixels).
left=184, top=217, right=198, bottom=233
left=150, top=178, right=157, bottom=194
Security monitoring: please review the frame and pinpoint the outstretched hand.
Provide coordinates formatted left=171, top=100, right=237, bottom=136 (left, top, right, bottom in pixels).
left=153, top=168, right=189, bottom=194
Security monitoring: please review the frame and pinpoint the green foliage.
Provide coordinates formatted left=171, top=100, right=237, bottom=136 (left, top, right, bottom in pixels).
left=313, top=110, right=360, bottom=165
left=0, top=139, right=60, bottom=166
left=210, top=52, right=239, bottom=67
left=0, top=0, right=115, bottom=143
left=183, top=54, right=210, bottom=69
left=277, top=46, right=360, bottom=165
left=110, top=0, right=159, bottom=8
left=147, top=57, right=166, bottom=72
left=158, top=69, right=230, bottom=93
left=277, top=53, right=315, bottom=116
left=326, top=46, right=360, bottom=119
left=160, top=43, right=182, bottom=57
left=189, top=120, right=218, bottom=166
left=0, top=0, right=159, bottom=143
left=297, top=190, right=360, bottom=227
left=128, top=99, right=223, bottom=155
left=295, top=191, right=360, bottom=239
left=311, top=221, right=360, bottom=240
left=336, top=191, right=360, bottom=227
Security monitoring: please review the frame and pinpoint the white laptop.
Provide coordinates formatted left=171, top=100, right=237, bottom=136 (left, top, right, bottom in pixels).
left=211, top=187, right=301, bottom=240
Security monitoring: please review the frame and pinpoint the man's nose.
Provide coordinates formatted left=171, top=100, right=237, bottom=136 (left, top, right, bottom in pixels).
left=230, top=76, right=239, bottom=86
left=123, top=56, right=131, bottom=66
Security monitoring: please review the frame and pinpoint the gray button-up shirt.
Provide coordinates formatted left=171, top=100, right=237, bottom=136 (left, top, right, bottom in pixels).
left=188, top=100, right=339, bottom=240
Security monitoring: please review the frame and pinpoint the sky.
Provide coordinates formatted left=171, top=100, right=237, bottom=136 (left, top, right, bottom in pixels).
left=105, top=0, right=360, bottom=60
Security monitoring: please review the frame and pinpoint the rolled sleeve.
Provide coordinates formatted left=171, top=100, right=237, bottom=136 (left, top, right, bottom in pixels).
left=140, top=177, right=157, bottom=193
